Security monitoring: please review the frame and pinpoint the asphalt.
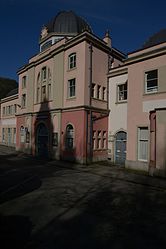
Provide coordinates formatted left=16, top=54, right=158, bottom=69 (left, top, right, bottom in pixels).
left=0, top=145, right=166, bottom=249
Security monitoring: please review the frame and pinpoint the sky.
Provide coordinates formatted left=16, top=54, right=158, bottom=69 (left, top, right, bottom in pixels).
left=0, top=0, right=166, bottom=81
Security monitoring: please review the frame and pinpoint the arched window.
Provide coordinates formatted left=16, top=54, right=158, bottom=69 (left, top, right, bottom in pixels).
left=68, top=53, right=76, bottom=69
left=20, top=126, right=25, bottom=143
left=66, top=124, right=74, bottom=149
left=36, top=72, right=40, bottom=103
left=36, top=67, right=52, bottom=102
left=48, top=67, right=52, bottom=100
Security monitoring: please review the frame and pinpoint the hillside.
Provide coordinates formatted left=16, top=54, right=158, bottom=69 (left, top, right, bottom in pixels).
left=0, top=77, right=18, bottom=100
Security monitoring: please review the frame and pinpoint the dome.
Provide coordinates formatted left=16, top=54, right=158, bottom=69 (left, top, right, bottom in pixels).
left=45, top=10, right=92, bottom=36
left=142, top=29, right=166, bottom=48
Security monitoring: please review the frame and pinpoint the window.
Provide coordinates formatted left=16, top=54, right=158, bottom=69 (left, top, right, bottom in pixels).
left=91, top=83, right=96, bottom=98
left=2, top=128, right=5, bottom=142
left=13, top=128, right=16, bottom=144
left=20, top=126, right=25, bottom=143
left=3, top=107, right=5, bottom=116
left=42, top=85, right=46, bottom=102
left=97, top=130, right=102, bottom=149
left=22, top=94, right=26, bottom=108
left=68, top=53, right=76, bottom=69
left=145, top=70, right=158, bottom=93
left=48, top=84, right=51, bottom=100
left=103, top=131, right=107, bottom=149
left=14, top=104, right=17, bottom=114
left=102, top=87, right=106, bottom=100
left=97, top=85, right=101, bottom=99
left=22, top=76, right=26, bottom=88
left=41, top=67, right=47, bottom=81
left=93, top=130, right=96, bottom=150
left=8, top=128, right=11, bottom=145
left=138, top=127, right=148, bottom=161
left=66, top=124, right=74, bottom=149
left=118, top=82, right=127, bottom=101
left=68, top=78, right=76, bottom=98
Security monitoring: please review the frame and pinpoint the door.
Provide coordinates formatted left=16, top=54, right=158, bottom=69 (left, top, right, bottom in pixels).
left=36, top=123, right=49, bottom=158
left=115, top=131, right=127, bottom=164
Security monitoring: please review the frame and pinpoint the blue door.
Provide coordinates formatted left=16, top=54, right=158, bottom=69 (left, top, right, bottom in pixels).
left=115, top=131, right=127, bottom=165
left=36, top=123, right=49, bottom=158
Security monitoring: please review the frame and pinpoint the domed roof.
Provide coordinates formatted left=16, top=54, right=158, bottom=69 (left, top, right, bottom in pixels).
left=45, top=10, right=92, bottom=35
left=142, top=29, right=166, bottom=48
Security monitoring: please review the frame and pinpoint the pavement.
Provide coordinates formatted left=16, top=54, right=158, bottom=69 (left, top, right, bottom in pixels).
left=0, top=145, right=166, bottom=249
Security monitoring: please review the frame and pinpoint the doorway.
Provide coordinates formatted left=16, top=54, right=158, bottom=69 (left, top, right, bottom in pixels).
left=115, top=131, right=127, bottom=165
left=36, top=123, right=49, bottom=158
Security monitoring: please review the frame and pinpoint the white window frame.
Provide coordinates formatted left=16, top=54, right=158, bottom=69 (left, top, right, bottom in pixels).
left=117, top=82, right=127, bottom=102
left=91, top=83, right=96, bottom=98
left=97, top=85, right=101, bottom=99
left=68, top=78, right=76, bottom=98
left=68, top=53, right=76, bottom=70
left=138, top=127, right=149, bottom=161
left=66, top=124, right=74, bottom=149
left=145, top=69, right=158, bottom=94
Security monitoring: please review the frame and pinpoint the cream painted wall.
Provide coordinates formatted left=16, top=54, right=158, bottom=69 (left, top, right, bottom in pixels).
left=108, top=73, right=128, bottom=161
left=109, top=73, right=128, bottom=134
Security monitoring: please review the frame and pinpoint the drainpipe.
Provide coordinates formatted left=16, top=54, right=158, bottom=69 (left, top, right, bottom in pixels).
left=89, top=43, right=93, bottom=163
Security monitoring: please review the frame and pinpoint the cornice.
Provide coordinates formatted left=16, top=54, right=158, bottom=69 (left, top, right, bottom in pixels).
left=17, top=31, right=125, bottom=75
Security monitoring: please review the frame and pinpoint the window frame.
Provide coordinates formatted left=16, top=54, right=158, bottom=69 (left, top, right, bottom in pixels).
left=41, top=67, right=47, bottom=81
left=68, top=53, right=76, bottom=70
left=68, top=78, right=76, bottom=98
left=145, top=69, right=158, bottom=94
left=22, top=94, right=26, bottom=108
left=22, top=76, right=27, bottom=89
left=117, top=81, right=127, bottom=102
left=138, top=127, right=149, bottom=162
left=65, top=124, right=74, bottom=149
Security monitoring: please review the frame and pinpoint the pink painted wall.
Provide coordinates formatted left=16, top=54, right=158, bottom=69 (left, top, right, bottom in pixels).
left=84, top=43, right=108, bottom=108
left=63, top=42, right=86, bottom=108
left=61, top=110, right=86, bottom=162
left=93, top=112, right=108, bottom=160
left=127, top=54, right=166, bottom=162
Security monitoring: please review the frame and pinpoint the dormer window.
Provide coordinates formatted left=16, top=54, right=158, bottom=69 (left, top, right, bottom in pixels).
left=68, top=53, right=76, bottom=69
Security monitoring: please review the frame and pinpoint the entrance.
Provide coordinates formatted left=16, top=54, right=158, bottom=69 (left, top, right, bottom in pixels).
left=115, top=131, right=127, bottom=164
left=36, top=123, right=49, bottom=158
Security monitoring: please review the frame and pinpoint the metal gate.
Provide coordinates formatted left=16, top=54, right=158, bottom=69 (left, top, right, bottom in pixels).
left=115, top=131, right=127, bottom=165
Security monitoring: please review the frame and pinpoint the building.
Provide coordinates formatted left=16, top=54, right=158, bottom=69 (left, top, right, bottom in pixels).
left=0, top=88, right=18, bottom=147
left=16, top=11, right=124, bottom=163
left=108, top=29, right=166, bottom=176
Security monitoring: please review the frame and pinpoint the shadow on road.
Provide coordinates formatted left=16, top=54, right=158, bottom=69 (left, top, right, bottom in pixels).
left=0, top=214, right=33, bottom=249
left=25, top=179, right=166, bottom=249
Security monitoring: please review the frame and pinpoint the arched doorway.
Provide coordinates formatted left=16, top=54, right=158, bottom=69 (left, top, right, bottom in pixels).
left=36, top=123, right=49, bottom=158
left=115, top=131, right=127, bottom=165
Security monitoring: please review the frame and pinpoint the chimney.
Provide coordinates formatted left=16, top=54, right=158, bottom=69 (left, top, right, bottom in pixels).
left=103, top=30, right=112, bottom=48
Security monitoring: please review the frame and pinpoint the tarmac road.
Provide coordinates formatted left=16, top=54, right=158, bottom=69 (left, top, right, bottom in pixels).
left=0, top=145, right=166, bottom=249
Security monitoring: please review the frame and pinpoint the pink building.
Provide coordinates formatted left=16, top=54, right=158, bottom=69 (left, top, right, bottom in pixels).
left=16, top=11, right=124, bottom=163
left=108, top=30, right=166, bottom=176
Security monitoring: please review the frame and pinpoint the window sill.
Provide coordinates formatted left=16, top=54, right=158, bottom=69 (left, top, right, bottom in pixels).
left=67, top=67, right=77, bottom=72
left=93, top=148, right=107, bottom=151
left=66, top=96, right=76, bottom=100
left=92, top=97, right=107, bottom=102
left=115, top=100, right=127, bottom=104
